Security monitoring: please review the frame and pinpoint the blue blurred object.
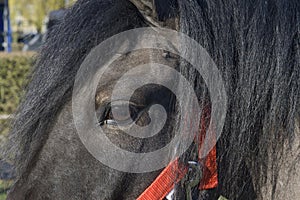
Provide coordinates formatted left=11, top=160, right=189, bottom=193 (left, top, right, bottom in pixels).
left=0, top=0, right=4, bottom=51
left=22, top=9, right=66, bottom=52
left=0, top=0, right=12, bottom=52
left=22, top=33, right=44, bottom=52
left=0, top=159, right=15, bottom=180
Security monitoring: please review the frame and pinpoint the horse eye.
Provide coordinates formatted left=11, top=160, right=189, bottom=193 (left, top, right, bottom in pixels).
left=99, top=103, right=141, bottom=126
left=108, top=105, right=131, bottom=122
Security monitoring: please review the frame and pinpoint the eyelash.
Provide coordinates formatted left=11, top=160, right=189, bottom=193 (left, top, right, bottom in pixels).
left=98, top=103, right=144, bottom=126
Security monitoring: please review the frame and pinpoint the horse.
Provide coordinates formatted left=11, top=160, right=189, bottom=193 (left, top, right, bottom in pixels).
left=5, top=0, right=299, bottom=199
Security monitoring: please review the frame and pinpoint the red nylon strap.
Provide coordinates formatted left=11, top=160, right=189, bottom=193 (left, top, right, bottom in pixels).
left=137, top=148, right=217, bottom=200
left=199, top=142, right=218, bottom=190
left=198, top=107, right=218, bottom=190
left=137, top=106, right=218, bottom=200
left=137, top=159, right=187, bottom=200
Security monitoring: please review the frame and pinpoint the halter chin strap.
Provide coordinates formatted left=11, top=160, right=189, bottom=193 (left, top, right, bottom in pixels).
left=137, top=107, right=218, bottom=200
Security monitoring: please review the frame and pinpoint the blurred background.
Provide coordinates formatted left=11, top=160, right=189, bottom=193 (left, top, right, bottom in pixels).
left=0, top=0, right=76, bottom=198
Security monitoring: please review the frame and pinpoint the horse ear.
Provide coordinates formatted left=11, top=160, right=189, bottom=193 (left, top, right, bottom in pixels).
left=129, top=0, right=179, bottom=28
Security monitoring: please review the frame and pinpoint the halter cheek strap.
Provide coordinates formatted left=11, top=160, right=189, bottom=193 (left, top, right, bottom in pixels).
left=137, top=147, right=217, bottom=200
left=137, top=159, right=187, bottom=200
left=137, top=107, right=218, bottom=200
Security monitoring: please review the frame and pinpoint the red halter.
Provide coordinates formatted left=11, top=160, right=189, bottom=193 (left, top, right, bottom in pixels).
left=137, top=107, right=218, bottom=200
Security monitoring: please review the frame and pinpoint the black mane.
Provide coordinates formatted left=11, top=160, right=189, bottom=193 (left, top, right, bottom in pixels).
left=6, top=0, right=299, bottom=199
left=6, top=0, right=147, bottom=179
left=178, top=0, right=299, bottom=198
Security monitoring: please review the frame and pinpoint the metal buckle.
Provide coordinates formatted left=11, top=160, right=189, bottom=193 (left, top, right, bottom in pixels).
left=183, top=161, right=202, bottom=200
left=166, top=161, right=202, bottom=200
left=166, top=189, right=175, bottom=200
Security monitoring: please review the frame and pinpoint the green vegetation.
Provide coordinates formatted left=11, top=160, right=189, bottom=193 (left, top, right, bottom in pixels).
left=0, top=180, right=13, bottom=199
left=218, top=196, right=229, bottom=200
left=0, top=119, right=10, bottom=146
left=0, top=53, right=35, bottom=114
left=0, top=193, right=6, bottom=200
left=9, top=0, right=78, bottom=33
left=0, top=52, right=35, bottom=146
left=0, top=53, right=34, bottom=199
